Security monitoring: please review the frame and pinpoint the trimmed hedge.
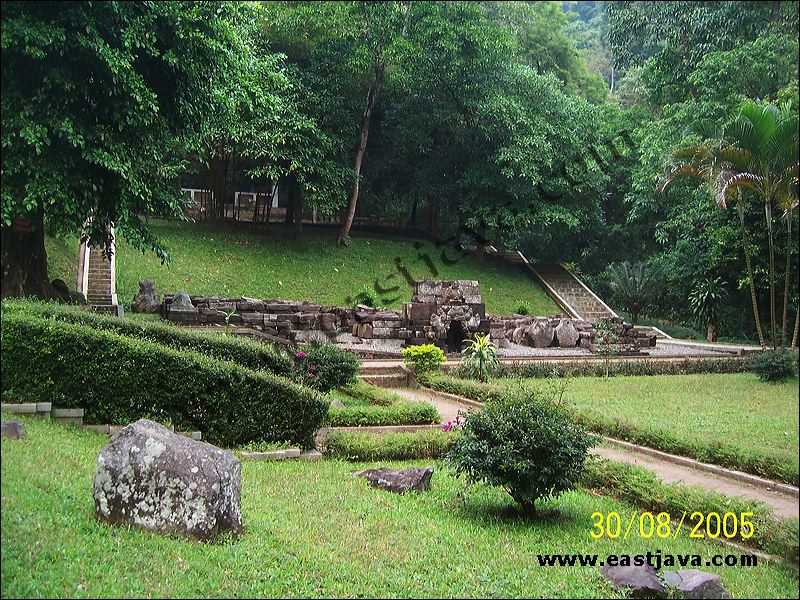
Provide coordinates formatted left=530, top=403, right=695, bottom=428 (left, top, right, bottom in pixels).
left=448, top=356, right=753, bottom=380
left=1, top=299, right=292, bottom=376
left=423, top=373, right=798, bottom=486
left=323, top=429, right=456, bottom=461
left=583, top=458, right=799, bottom=563
left=328, top=403, right=440, bottom=427
left=336, top=380, right=407, bottom=407
left=1, top=313, right=328, bottom=448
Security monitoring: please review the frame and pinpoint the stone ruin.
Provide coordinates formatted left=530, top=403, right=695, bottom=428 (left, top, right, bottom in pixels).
left=158, top=279, right=655, bottom=353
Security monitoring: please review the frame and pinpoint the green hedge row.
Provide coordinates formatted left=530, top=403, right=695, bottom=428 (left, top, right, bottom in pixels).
left=323, top=429, right=456, bottom=461
left=1, top=299, right=292, bottom=376
left=0, top=314, right=328, bottom=448
left=446, top=357, right=752, bottom=380
left=336, top=380, right=407, bottom=407
left=328, top=403, right=440, bottom=427
left=423, top=373, right=798, bottom=486
left=582, top=458, right=799, bottom=563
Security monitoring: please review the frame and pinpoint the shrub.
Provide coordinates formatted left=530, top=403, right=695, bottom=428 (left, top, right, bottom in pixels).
left=0, top=313, right=328, bottom=448
left=460, top=334, right=499, bottom=383
left=424, top=374, right=503, bottom=404
left=747, top=349, right=798, bottom=382
left=515, top=301, right=531, bottom=316
left=353, top=285, right=381, bottom=308
left=328, top=402, right=440, bottom=427
left=402, top=344, right=446, bottom=376
left=295, top=344, right=359, bottom=392
left=1, top=299, right=292, bottom=376
left=444, top=389, right=597, bottom=514
left=323, top=429, right=456, bottom=461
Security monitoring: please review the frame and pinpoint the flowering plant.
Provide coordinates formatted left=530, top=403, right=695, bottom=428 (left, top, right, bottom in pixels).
left=290, top=351, right=315, bottom=386
left=442, top=409, right=467, bottom=432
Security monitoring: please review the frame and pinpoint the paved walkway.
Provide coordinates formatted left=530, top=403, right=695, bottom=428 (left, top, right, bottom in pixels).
left=396, top=384, right=799, bottom=520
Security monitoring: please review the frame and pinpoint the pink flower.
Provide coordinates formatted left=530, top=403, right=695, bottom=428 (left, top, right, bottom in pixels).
left=307, top=372, right=314, bottom=377
left=295, top=351, right=307, bottom=360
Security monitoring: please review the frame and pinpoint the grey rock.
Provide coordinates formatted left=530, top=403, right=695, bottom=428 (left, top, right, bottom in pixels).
left=527, top=318, right=555, bottom=348
left=171, top=290, right=195, bottom=310
left=1, top=420, right=25, bottom=439
left=93, top=419, right=241, bottom=540
left=555, top=319, right=580, bottom=347
left=600, top=563, right=668, bottom=598
left=131, top=279, right=161, bottom=314
left=663, top=570, right=731, bottom=599
left=512, top=326, right=527, bottom=344
left=355, top=466, right=434, bottom=494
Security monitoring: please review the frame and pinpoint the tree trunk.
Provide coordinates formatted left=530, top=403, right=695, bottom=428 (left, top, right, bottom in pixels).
left=1, top=207, right=58, bottom=299
left=781, top=209, right=793, bottom=347
left=738, top=201, right=766, bottom=347
left=338, top=66, right=384, bottom=245
left=284, top=178, right=295, bottom=226
left=706, top=321, right=716, bottom=343
left=792, top=303, right=799, bottom=347
left=766, top=201, right=777, bottom=348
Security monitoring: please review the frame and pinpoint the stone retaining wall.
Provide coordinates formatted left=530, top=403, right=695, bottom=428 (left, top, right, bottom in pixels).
left=160, top=280, right=655, bottom=352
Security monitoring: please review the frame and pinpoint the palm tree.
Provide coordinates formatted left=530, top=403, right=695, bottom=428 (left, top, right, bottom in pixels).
left=605, top=261, right=657, bottom=325
left=662, top=101, right=799, bottom=348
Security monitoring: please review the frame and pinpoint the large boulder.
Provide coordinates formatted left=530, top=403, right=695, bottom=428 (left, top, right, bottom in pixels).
left=526, top=318, right=555, bottom=348
left=600, top=563, right=668, bottom=598
left=554, top=319, right=580, bottom=347
left=663, top=570, right=731, bottom=599
left=93, top=419, right=242, bottom=540
left=131, top=279, right=161, bottom=314
left=1, top=420, right=25, bottom=439
left=355, top=466, right=434, bottom=494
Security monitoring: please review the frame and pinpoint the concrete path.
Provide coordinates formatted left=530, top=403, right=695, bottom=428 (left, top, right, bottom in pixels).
left=397, top=384, right=800, bottom=520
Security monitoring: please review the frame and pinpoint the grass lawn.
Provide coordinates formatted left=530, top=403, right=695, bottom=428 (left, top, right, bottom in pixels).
left=500, top=373, right=800, bottom=481
left=45, top=221, right=556, bottom=316
left=2, top=415, right=797, bottom=598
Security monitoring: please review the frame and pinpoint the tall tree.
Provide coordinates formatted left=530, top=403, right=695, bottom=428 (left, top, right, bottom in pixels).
left=0, top=1, right=267, bottom=297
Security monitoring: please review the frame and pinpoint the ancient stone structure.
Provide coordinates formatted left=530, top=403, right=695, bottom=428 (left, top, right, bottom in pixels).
left=354, top=466, right=435, bottom=493
left=162, top=280, right=655, bottom=353
left=93, top=419, right=242, bottom=540
left=131, top=279, right=161, bottom=314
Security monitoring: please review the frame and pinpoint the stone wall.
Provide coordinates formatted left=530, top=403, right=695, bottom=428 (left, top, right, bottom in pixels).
left=161, top=281, right=655, bottom=352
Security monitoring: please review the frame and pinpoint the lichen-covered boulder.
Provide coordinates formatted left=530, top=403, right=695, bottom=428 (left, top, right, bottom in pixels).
left=600, top=563, right=667, bottom=598
left=93, top=419, right=242, bottom=540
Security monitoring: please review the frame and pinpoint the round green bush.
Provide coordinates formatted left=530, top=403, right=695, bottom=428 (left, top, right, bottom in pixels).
left=296, top=344, right=359, bottom=392
left=444, top=389, right=597, bottom=514
left=747, top=350, right=798, bottom=382
left=515, top=301, right=532, bottom=316
left=402, top=344, right=446, bottom=376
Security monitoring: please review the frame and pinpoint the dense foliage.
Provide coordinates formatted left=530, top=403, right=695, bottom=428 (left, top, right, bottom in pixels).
left=0, top=314, right=328, bottom=448
left=402, top=343, right=446, bottom=375
left=295, top=344, right=360, bottom=392
left=2, top=1, right=798, bottom=345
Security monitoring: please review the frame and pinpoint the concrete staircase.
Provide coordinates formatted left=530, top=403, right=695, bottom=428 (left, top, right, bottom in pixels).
left=496, top=251, right=617, bottom=322
left=77, top=226, right=123, bottom=316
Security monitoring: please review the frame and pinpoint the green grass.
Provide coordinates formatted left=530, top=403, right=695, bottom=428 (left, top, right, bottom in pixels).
left=45, top=221, right=557, bottom=316
left=500, top=373, right=799, bottom=483
left=2, top=415, right=797, bottom=598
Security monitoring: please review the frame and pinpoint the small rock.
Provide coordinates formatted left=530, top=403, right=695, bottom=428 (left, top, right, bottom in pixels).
left=355, top=466, right=434, bottom=494
left=93, top=419, right=241, bottom=540
left=330, top=397, right=346, bottom=409
left=555, top=319, right=580, bottom=347
left=663, top=570, right=731, bottom=599
left=600, top=563, right=668, bottom=598
left=1, top=420, right=25, bottom=439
